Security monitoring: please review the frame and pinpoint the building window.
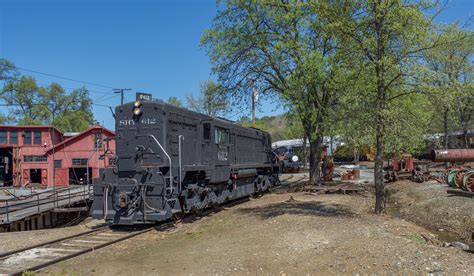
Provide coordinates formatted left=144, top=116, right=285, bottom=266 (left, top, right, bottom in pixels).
left=108, top=158, right=117, bottom=166
left=54, top=160, right=62, bottom=168
left=10, top=131, right=18, bottom=144
left=34, top=129, right=42, bottom=145
left=203, top=123, right=211, bottom=140
left=94, top=133, right=102, bottom=149
left=23, top=130, right=32, bottom=144
left=24, top=155, right=48, bottom=162
left=0, top=130, right=6, bottom=144
left=72, top=158, right=88, bottom=166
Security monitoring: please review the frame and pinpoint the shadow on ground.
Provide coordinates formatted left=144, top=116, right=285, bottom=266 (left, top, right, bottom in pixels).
left=238, top=200, right=354, bottom=219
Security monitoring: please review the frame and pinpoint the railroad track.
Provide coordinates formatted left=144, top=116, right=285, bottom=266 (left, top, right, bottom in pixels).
left=279, top=173, right=309, bottom=184
left=0, top=180, right=288, bottom=275
left=0, top=196, right=251, bottom=275
left=0, top=225, right=158, bottom=275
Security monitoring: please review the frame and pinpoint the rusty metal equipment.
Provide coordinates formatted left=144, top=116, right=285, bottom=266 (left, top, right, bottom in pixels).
left=430, top=149, right=474, bottom=162
left=442, top=168, right=474, bottom=192
left=384, top=154, right=428, bottom=183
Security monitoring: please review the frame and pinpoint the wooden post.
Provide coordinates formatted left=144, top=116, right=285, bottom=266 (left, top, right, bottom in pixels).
left=251, top=80, right=256, bottom=128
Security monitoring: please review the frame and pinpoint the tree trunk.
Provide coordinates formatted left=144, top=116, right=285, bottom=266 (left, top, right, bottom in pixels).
left=443, top=108, right=449, bottom=149
left=354, top=148, right=360, bottom=162
left=302, top=133, right=308, bottom=169
left=309, top=135, right=324, bottom=186
left=374, top=119, right=385, bottom=214
left=329, top=135, right=333, bottom=155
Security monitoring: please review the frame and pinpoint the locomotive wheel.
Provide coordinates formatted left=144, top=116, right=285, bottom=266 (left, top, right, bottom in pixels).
left=172, top=211, right=185, bottom=222
left=192, top=207, right=203, bottom=215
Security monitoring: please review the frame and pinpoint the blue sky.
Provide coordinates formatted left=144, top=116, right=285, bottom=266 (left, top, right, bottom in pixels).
left=0, top=0, right=472, bottom=130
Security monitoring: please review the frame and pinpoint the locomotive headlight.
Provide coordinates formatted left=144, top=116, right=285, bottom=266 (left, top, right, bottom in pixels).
left=291, top=155, right=299, bottom=162
left=134, top=100, right=142, bottom=108
left=133, top=108, right=142, bottom=116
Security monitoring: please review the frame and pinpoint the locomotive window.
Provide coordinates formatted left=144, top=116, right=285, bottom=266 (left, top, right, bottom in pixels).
left=214, top=127, right=228, bottom=148
left=275, top=147, right=288, bottom=155
left=203, top=123, right=211, bottom=140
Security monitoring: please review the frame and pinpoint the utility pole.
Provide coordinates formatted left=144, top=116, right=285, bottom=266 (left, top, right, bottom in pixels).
left=251, top=80, right=256, bottom=128
left=113, top=88, right=132, bottom=105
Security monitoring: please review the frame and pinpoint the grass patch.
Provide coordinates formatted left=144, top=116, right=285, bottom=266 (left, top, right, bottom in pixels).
left=405, top=234, right=426, bottom=244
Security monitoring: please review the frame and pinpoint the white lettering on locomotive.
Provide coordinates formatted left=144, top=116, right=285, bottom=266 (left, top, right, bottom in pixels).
left=119, top=118, right=157, bottom=126
left=217, top=150, right=228, bottom=161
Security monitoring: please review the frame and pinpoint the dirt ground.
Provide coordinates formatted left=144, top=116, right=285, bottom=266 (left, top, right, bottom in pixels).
left=0, top=219, right=104, bottom=254
left=38, top=189, right=473, bottom=275
left=386, top=180, right=474, bottom=243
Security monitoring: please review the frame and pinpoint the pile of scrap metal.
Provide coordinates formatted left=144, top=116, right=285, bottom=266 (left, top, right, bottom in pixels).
left=340, top=169, right=360, bottom=181
left=431, top=149, right=474, bottom=192
left=384, top=154, right=430, bottom=183
left=441, top=168, right=474, bottom=192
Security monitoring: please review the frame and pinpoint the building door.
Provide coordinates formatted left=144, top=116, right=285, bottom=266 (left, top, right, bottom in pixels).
left=30, top=169, right=41, bottom=184
left=41, top=169, right=48, bottom=185
left=23, top=169, right=30, bottom=186
left=0, top=148, right=12, bottom=187
left=201, top=122, right=213, bottom=165
left=55, top=168, right=69, bottom=186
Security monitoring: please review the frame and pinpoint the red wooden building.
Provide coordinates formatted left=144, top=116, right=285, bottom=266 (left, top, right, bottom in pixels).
left=0, top=124, right=115, bottom=187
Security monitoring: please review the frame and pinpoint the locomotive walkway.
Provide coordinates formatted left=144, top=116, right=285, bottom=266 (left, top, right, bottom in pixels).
left=0, top=186, right=92, bottom=229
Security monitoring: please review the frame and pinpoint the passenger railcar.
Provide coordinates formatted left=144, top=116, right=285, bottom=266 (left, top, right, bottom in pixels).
left=90, top=99, right=279, bottom=224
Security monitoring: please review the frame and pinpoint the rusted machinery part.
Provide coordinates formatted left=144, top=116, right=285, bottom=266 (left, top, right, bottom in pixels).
left=455, top=170, right=468, bottom=188
left=462, top=170, right=474, bottom=192
left=440, top=169, right=450, bottom=184
left=447, top=169, right=459, bottom=187
left=430, top=149, right=474, bottom=162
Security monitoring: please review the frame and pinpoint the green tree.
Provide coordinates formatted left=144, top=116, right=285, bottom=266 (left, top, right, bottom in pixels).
left=1, top=60, right=94, bottom=132
left=332, top=0, right=441, bottom=213
left=186, top=80, right=227, bottom=116
left=47, top=86, right=94, bottom=132
left=423, top=25, right=474, bottom=148
left=2, top=75, right=44, bottom=125
left=167, top=96, right=183, bottom=107
left=0, top=59, right=17, bottom=81
left=202, top=1, right=355, bottom=184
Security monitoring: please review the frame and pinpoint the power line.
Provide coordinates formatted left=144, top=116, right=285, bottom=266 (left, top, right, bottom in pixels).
left=113, top=88, right=132, bottom=105
left=15, top=66, right=115, bottom=89
left=37, top=82, right=111, bottom=95
left=94, top=94, right=120, bottom=104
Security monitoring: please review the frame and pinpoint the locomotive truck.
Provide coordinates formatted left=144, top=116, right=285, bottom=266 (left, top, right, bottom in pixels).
left=90, top=98, right=280, bottom=225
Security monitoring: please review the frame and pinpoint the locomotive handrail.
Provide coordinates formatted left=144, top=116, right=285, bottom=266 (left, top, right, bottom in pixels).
left=137, top=134, right=173, bottom=195
left=178, top=135, right=184, bottom=194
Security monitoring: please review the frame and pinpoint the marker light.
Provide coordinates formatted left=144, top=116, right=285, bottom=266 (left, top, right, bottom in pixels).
left=134, top=100, right=142, bottom=108
left=291, top=155, right=299, bottom=162
left=133, top=108, right=142, bottom=116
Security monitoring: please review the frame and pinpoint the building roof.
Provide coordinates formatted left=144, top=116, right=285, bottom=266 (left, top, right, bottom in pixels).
left=46, top=125, right=115, bottom=154
left=63, top=132, right=81, bottom=137
left=425, top=129, right=474, bottom=140
left=0, top=125, right=63, bottom=134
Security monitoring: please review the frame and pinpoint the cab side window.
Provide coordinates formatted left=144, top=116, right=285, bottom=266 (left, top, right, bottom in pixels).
left=203, top=123, right=211, bottom=141
left=275, top=147, right=287, bottom=155
left=214, top=127, right=228, bottom=148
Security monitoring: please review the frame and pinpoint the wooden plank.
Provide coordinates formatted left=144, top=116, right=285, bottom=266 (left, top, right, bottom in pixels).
left=446, top=189, right=474, bottom=198
left=52, top=207, right=89, bottom=213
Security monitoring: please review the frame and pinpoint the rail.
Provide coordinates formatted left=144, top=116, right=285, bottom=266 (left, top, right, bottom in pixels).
left=0, top=186, right=93, bottom=224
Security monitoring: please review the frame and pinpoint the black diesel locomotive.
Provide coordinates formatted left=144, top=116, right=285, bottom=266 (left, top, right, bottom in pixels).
left=91, top=99, right=279, bottom=224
